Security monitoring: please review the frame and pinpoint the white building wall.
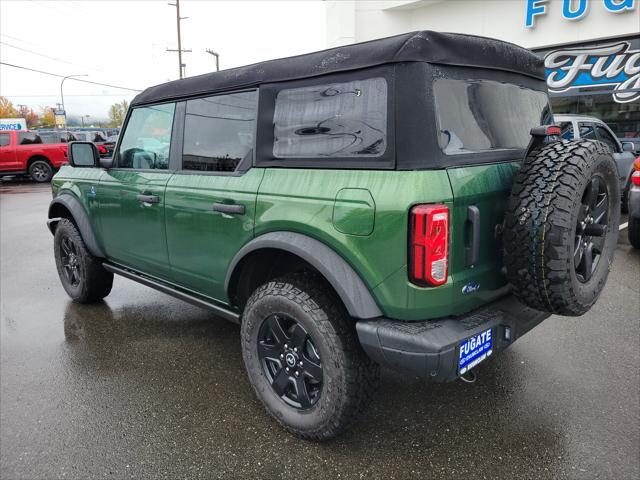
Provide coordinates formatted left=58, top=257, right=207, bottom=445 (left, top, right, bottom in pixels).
left=327, top=0, right=640, bottom=49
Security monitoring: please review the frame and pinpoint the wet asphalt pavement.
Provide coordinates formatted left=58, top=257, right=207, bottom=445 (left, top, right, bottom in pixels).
left=0, top=181, right=638, bottom=480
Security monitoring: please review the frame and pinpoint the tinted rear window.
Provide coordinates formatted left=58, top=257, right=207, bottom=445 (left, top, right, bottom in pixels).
left=434, top=79, right=549, bottom=155
left=183, top=91, right=257, bottom=172
left=273, top=77, right=387, bottom=158
left=18, top=132, right=42, bottom=145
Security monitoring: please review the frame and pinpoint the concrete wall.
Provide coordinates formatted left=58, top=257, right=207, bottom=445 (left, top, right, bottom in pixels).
left=326, top=0, right=640, bottom=49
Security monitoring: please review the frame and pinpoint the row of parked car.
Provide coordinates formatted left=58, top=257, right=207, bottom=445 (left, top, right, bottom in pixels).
left=38, top=129, right=119, bottom=158
left=0, top=129, right=118, bottom=183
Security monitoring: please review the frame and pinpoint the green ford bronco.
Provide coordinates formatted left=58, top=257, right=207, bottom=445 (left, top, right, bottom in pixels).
left=48, top=31, right=620, bottom=440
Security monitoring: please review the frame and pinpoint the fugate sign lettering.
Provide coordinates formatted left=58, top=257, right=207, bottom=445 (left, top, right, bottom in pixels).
left=526, top=0, right=637, bottom=28
left=544, top=41, right=640, bottom=103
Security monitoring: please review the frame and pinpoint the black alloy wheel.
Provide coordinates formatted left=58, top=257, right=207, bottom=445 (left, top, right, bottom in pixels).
left=574, top=176, right=609, bottom=283
left=29, top=160, right=53, bottom=182
left=60, top=235, right=82, bottom=287
left=257, top=313, right=323, bottom=409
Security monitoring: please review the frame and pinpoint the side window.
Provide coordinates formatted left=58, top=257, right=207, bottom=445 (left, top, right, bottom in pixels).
left=273, top=77, right=387, bottom=158
left=558, top=122, right=574, bottom=140
left=17, top=132, right=42, bottom=145
left=0, top=133, right=10, bottom=147
left=595, top=125, right=619, bottom=153
left=117, top=103, right=175, bottom=170
left=433, top=79, right=549, bottom=154
left=182, top=91, right=257, bottom=172
left=579, top=123, right=597, bottom=140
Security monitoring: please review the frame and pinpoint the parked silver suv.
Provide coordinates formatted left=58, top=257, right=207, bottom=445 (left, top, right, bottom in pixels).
left=555, top=114, right=636, bottom=211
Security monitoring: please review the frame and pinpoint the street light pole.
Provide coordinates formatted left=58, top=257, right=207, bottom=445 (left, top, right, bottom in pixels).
left=60, top=74, right=87, bottom=129
left=206, top=49, right=220, bottom=71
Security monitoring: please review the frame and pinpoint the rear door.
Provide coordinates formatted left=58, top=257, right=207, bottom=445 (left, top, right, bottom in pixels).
left=164, top=91, right=263, bottom=303
left=96, top=102, right=177, bottom=279
left=433, top=76, right=551, bottom=306
left=0, top=132, right=18, bottom=170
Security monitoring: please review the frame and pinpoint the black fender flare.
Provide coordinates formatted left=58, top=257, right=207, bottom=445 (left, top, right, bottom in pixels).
left=47, top=193, right=105, bottom=258
left=224, top=231, right=383, bottom=320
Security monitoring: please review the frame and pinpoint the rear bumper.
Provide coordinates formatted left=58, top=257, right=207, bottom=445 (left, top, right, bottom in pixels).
left=629, top=185, right=640, bottom=219
left=356, top=295, right=550, bottom=382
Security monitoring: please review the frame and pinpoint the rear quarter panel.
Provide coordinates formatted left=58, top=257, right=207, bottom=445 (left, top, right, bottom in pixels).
left=255, top=168, right=453, bottom=320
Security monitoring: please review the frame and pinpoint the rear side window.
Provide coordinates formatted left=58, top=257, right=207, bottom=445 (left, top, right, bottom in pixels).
left=273, top=77, right=387, bottom=158
left=0, top=134, right=9, bottom=147
left=433, top=79, right=549, bottom=155
left=182, top=91, right=257, bottom=172
left=117, top=103, right=175, bottom=170
left=18, top=132, right=42, bottom=145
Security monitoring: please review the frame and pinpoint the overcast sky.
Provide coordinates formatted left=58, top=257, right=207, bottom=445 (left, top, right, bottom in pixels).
left=0, top=0, right=326, bottom=120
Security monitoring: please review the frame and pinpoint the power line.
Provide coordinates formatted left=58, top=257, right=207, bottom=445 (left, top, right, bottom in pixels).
left=4, top=94, right=133, bottom=98
left=0, top=62, right=142, bottom=92
left=0, top=41, right=102, bottom=72
left=0, top=33, right=41, bottom=48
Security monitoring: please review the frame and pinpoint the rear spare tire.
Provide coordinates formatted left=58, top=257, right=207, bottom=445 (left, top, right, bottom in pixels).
left=504, top=140, right=619, bottom=316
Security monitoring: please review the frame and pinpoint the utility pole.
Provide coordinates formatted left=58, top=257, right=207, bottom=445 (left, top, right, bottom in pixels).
left=167, top=0, right=191, bottom=79
left=206, top=49, right=220, bottom=71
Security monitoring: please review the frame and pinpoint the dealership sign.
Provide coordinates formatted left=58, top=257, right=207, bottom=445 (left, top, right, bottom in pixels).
left=544, top=41, right=640, bottom=103
left=526, top=0, right=637, bottom=28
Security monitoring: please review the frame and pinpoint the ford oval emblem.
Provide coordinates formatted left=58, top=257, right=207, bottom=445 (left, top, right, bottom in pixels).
left=462, top=281, right=480, bottom=295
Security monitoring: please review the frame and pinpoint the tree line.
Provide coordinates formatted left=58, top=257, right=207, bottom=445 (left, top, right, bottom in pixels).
left=0, top=96, right=129, bottom=128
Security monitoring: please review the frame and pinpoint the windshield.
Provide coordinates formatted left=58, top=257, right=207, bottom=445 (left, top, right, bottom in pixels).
left=434, top=79, right=550, bottom=155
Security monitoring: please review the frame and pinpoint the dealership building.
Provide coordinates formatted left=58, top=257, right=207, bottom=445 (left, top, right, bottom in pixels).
left=326, top=0, right=640, bottom=140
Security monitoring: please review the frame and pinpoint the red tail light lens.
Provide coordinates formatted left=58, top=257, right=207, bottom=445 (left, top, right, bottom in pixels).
left=545, top=125, right=561, bottom=136
left=409, top=204, right=449, bottom=286
left=633, top=158, right=640, bottom=186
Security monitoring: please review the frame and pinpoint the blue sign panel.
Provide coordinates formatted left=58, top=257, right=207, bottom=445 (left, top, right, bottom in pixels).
left=543, top=40, right=640, bottom=103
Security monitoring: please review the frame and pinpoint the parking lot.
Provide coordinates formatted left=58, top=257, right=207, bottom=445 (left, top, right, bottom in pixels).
left=0, top=181, right=638, bottom=480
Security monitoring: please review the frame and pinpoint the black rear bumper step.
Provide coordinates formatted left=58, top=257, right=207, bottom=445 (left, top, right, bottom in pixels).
left=103, top=263, right=240, bottom=323
left=356, top=295, right=550, bottom=382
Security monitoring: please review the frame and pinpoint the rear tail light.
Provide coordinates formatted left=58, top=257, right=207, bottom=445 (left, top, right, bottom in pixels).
left=409, top=204, right=449, bottom=286
left=545, top=125, right=561, bottom=136
left=632, top=158, right=640, bottom=186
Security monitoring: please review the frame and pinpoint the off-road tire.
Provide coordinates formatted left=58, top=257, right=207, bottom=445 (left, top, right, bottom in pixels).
left=629, top=217, right=640, bottom=249
left=504, top=140, right=619, bottom=316
left=54, top=219, right=113, bottom=303
left=28, top=159, right=53, bottom=183
left=241, top=272, right=379, bottom=441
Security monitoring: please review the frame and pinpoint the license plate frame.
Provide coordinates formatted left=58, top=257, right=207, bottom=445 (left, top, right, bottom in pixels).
left=458, top=328, right=493, bottom=374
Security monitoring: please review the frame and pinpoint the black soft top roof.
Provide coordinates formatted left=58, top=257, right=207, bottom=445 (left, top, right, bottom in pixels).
left=131, top=30, right=545, bottom=106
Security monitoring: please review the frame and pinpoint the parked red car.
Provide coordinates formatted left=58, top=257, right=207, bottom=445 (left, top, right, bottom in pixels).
left=0, top=130, right=68, bottom=182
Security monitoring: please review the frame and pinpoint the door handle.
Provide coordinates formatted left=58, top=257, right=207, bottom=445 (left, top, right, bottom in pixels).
left=465, top=205, right=481, bottom=267
left=213, top=202, right=245, bottom=215
left=136, top=194, right=160, bottom=204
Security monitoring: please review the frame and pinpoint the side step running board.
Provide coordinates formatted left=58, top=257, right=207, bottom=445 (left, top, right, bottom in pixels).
left=103, top=263, right=241, bottom=324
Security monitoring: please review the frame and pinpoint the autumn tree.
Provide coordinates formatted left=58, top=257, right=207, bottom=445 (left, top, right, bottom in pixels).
left=22, top=109, right=39, bottom=128
left=39, top=107, right=55, bottom=128
left=108, top=100, right=129, bottom=127
left=0, top=96, right=19, bottom=118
